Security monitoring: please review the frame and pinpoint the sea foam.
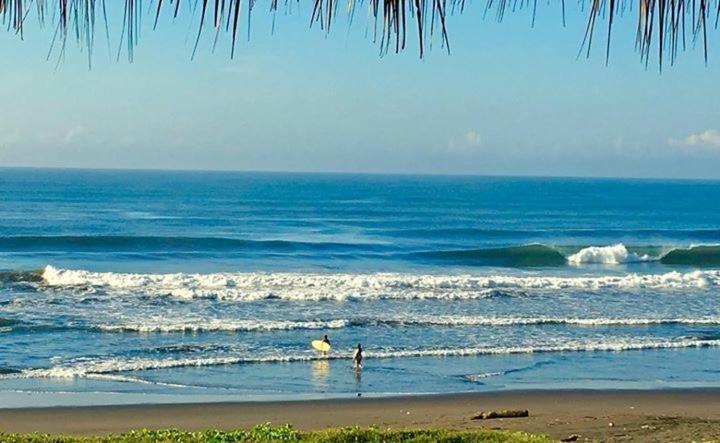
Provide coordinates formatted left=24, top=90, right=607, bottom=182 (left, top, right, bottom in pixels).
left=567, top=244, right=654, bottom=265
left=19, top=315, right=720, bottom=334
left=10, top=337, right=720, bottom=380
left=94, top=319, right=349, bottom=333
left=42, top=265, right=720, bottom=302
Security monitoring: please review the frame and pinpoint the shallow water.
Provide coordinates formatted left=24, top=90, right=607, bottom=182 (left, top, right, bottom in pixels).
left=1, top=169, right=719, bottom=406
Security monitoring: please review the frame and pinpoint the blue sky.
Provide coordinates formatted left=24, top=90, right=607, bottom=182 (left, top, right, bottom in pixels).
left=1, top=2, right=719, bottom=178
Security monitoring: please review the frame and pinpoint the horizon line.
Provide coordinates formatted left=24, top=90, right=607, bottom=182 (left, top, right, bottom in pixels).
left=1, top=165, right=719, bottom=183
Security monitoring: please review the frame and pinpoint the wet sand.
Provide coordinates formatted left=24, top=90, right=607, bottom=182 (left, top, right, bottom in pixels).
left=1, top=389, right=719, bottom=441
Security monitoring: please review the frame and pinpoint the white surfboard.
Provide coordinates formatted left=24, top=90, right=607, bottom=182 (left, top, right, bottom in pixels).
left=311, top=340, right=331, bottom=352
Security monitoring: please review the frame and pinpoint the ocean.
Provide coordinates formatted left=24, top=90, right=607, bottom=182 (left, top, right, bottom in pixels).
left=1, top=168, right=719, bottom=406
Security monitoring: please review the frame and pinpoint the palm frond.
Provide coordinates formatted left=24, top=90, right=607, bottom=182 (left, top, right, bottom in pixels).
left=0, top=0, right=717, bottom=67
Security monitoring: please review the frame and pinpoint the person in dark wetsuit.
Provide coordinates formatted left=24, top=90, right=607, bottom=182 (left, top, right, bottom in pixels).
left=353, top=343, right=363, bottom=370
left=321, top=334, right=330, bottom=356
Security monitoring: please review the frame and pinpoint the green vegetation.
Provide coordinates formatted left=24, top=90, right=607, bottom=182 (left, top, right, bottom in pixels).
left=0, top=424, right=552, bottom=443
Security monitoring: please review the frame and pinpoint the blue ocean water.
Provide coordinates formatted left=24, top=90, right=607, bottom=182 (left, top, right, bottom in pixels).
left=1, top=168, right=719, bottom=406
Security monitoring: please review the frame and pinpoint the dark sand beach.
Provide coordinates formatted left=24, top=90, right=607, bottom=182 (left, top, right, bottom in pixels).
left=1, top=389, right=719, bottom=441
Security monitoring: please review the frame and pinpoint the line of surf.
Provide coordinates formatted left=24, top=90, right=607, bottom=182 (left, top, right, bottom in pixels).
left=9, top=316, right=720, bottom=334
left=39, top=265, right=720, bottom=301
left=2, top=239, right=720, bottom=267
left=8, top=338, right=720, bottom=380
left=419, top=244, right=720, bottom=267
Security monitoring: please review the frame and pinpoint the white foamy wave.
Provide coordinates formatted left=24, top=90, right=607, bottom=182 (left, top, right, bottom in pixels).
left=95, top=319, right=348, bottom=333
left=391, top=315, right=720, bottom=327
left=567, top=244, right=655, bottom=265
left=71, top=315, right=720, bottom=333
left=15, top=355, right=320, bottom=379
left=8, top=338, right=720, bottom=380
left=366, top=338, right=720, bottom=359
left=41, top=266, right=720, bottom=302
left=464, top=371, right=506, bottom=382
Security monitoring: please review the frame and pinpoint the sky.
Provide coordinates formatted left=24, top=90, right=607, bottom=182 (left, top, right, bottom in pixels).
left=0, top=1, right=719, bottom=179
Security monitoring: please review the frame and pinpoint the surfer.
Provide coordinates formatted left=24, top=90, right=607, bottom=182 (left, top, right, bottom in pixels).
left=311, top=335, right=331, bottom=356
left=353, top=343, right=363, bottom=370
left=321, top=334, right=330, bottom=356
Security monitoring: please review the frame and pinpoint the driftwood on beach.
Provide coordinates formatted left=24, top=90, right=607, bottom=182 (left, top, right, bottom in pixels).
left=471, top=409, right=530, bottom=420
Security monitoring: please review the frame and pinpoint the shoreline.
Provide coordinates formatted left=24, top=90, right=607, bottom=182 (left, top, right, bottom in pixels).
left=1, top=388, right=719, bottom=441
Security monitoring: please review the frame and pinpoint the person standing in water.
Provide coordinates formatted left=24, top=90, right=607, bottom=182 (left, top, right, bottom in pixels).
left=321, top=334, right=330, bottom=356
left=353, top=343, right=363, bottom=370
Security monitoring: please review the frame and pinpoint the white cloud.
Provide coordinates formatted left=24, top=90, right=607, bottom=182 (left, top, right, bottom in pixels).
left=465, top=130, right=482, bottom=146
left=669, top=129, right=720, bottom=149
left=63, top=125, right=88, bottom=144
left=0, top=129, right=21, bottom=150
left=446, top=129, right=483, bottom=151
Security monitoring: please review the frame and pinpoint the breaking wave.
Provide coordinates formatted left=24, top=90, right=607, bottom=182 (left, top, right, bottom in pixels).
left=39, top=265, right=720, bottom=301
left=93, top=319, right=349, bottom=333
left=420, top=244, right=720, bottom=267
left=0, top=236, right=719, bottom=268
left=7, top=315, right=720, bottom=334
left=369, top=316, right=720, bottom=327
left=567, top=244, right=654, bottom=265
left=8, top=338, right=720, bottom=380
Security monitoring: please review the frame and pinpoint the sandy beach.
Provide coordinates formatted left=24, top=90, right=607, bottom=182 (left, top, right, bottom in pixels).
left=1, top=389, right=719, bottom=441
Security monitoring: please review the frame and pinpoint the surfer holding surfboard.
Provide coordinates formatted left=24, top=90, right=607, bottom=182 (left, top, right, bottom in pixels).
left=310, top=336, right=364, bottom=371
left=311, top=335, right=332, bottom=356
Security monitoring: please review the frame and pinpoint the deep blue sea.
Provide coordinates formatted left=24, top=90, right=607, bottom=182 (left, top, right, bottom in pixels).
left=1, top=168, right=719, bottom=406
